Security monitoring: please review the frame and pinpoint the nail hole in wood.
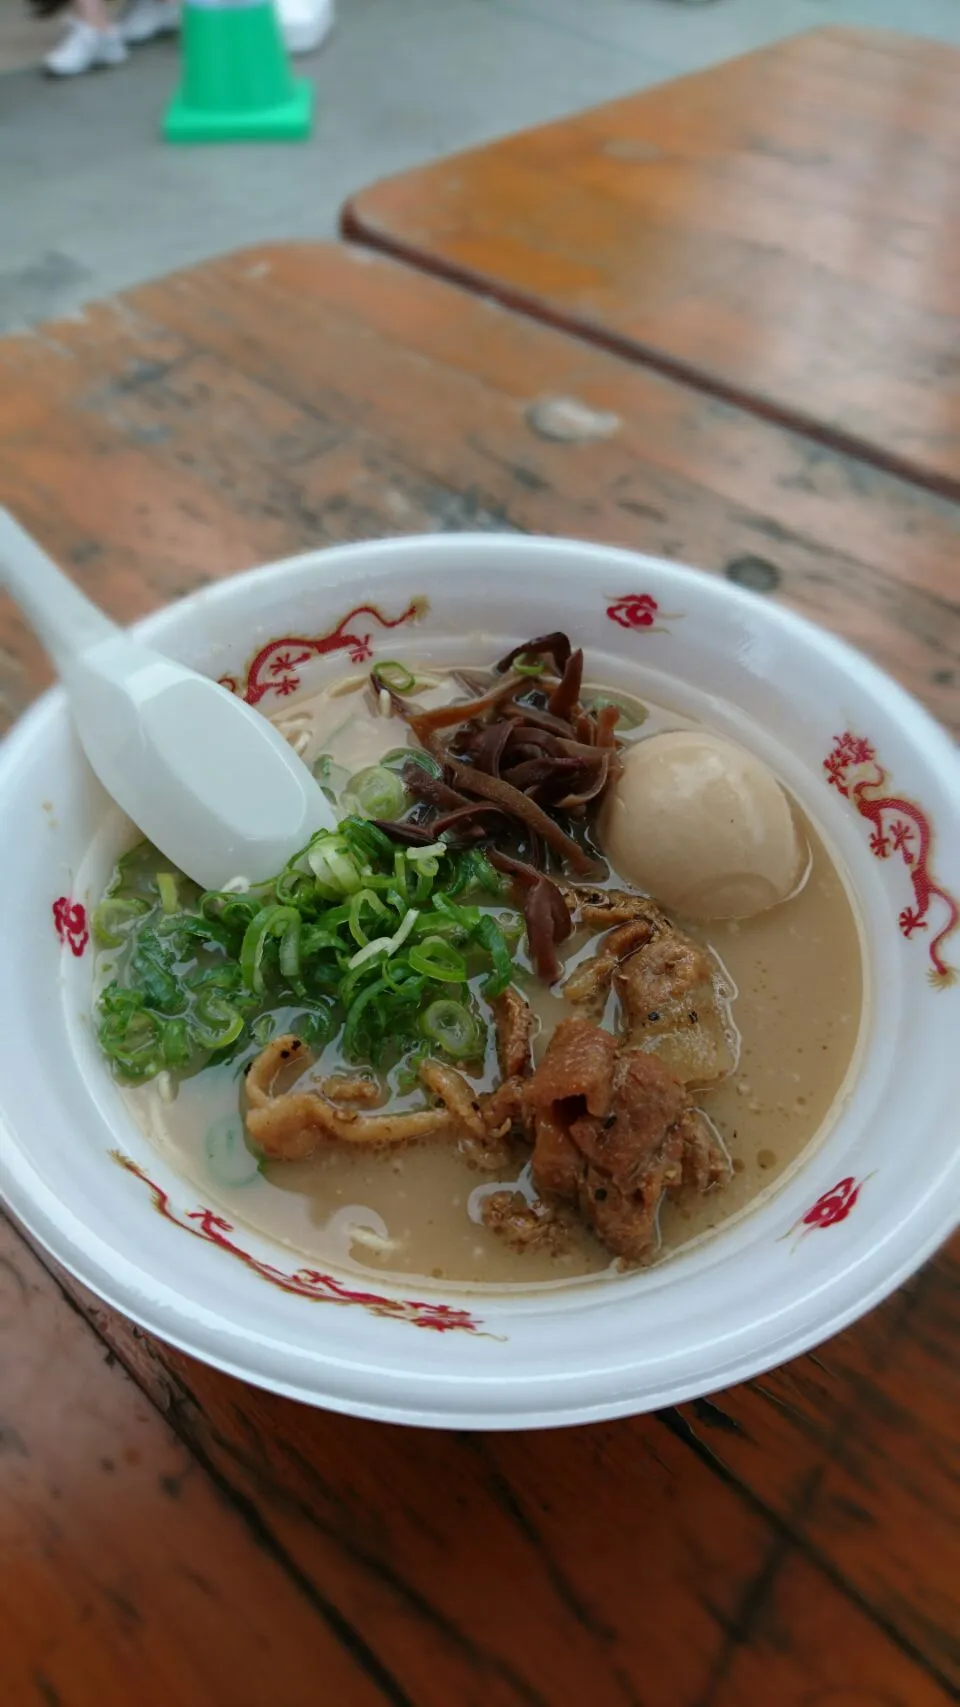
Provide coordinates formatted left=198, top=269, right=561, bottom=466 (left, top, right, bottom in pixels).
left=724, top=555, right=781, bottom=593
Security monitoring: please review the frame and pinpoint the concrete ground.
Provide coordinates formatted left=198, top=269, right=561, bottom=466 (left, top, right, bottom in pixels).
left=2, top=0, right=959, bottom=331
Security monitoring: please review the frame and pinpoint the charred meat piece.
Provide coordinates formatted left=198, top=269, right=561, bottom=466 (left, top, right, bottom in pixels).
left=615, top=933, right=735, bottom=1087
left=562, top=916, right=662, bottom=1015
left=418, top=1057, right=518, bottom=1169
left=563, top=906, right=736, bottom=1088
left=245, top=1036, right=489, bottom=1161
left=418, top=1058, right=486, bottom=1142
left=522, top=1017, right=727, bottom=1264
left=480, top=1190, right=574, bottom=1255
left=527, top=1106, right=581, bottom=1197
left=557, top=885, right=669, bottom=930
left=493, top=987, right=535, bottom=1080
left=480, top=1075, right=530, bottom=1144
left=525, top=1015, right=619, bottom=1121
left=476, top=989, right=537, bottom=1147
left=319, top=1073, right=384, bottom=1106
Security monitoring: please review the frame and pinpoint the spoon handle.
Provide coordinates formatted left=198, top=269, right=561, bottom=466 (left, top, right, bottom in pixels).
left=0, top=509, right=117, bottom=679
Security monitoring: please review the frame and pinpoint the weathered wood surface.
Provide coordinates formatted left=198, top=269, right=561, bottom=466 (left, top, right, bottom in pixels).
left=0, top=242, right=957, bottom=1705
left=6, top=1221, right=959, bottom=1707
left=0, top=244, right=956, bottom=733
left=0, top=1218, right=392, bottom=1707
left=344, top=28, right=960, bottom=499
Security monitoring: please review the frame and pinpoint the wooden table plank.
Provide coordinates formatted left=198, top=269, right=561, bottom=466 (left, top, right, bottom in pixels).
left=0, top=242, right=957, bottom=1703
left=0, top=244, right=956, bottom=733
left=0, top=1217, right=401, bottom=1707
left=343, top=27, right=960, bottom=500
left=9, top=1232, right=956, bottom=1707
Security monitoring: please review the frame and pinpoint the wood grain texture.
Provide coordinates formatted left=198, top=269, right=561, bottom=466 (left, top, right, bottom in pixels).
left=344, top=27, right=960, bottom=499
left=0, top=242, right=957, bottom=1704
left=0, top=243, right=956, bottom=734
left=14, top=1227, right=960, bottom=1707
left=0, top=1216, right=402, bottom=1707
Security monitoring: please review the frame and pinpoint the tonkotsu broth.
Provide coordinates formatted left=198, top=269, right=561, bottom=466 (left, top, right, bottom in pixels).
left=122, top=669, right=863, bottom=1289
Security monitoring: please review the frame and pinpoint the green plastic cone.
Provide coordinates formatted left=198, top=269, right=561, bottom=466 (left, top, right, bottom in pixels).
left=164, top=0, right=313, bottom=144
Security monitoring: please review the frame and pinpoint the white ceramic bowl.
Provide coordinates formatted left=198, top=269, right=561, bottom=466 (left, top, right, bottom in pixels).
left=2, top=536, right=958, bottom=1428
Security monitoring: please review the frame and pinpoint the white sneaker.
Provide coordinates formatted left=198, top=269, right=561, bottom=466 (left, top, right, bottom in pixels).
left=275, top=0, right=333, bottom=56
left=44, top=18, right=128, bottom=74
left=118, top=0, right=179, bottom=42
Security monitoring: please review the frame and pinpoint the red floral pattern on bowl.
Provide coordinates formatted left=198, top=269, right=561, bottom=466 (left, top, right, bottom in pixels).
left=220, top=598, right=426, bottom=706
left=825, top=731, right=958, bottom=987
left=781, top=1176, right=873, bottom=1246
left=802, top=1177, right=863, bottom=1228
left=606, top=592, right=684, bottom=635
left=52, top=896, right=88, bottom=958
left=112, top=1154, right=487, bottom=1335
left=608, top=592, right=659, bottom=629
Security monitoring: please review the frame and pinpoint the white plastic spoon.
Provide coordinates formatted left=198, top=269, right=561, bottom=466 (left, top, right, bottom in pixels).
left=0, top=510, right=336, bottom=890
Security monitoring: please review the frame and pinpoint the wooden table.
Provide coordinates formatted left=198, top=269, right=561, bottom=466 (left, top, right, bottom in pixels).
left=344, top=27, right=960, bottom=502
left=1, top=244, right=958, bottom=1707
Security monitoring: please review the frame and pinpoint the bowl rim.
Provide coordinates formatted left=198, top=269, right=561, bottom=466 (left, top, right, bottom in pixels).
left=2, top=534, right=958, bottom=1428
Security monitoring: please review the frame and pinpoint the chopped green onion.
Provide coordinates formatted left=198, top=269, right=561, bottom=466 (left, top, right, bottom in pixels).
left=382, top=746, right=441, bottom=779
left=394, top=1045, right=429, bottom=1094
left=312, top=753, right=351, bottom=796
left=158, top=913, right=233, bottom=954
left=346, top=907, right=419, bottom=971
left=348, top=887, right=390, bottom=947
left=128, top=939, right=187, bottom=1015
left=98, top=998, right=164, bottom=1080
left=408, top=936, right=467, bottom=983
left=340, top=818, right=397, bottom=866
left=157, top=872, right=179, bottom=914
left=448, top=848, right=503, bottom=898
left=299, top=925, right=348, bottom=958
left=496, top=910, right=525, bottom=945
left=306, top=833, right=364, bottom=898
left=252, top=1013, right=276, bottom=1046
left=406, top=865, right=430, bottom=907
left=240, top=905, right=302, bottom=994
left=289, top=1001, right=337, bottom=1048
left=343, top=939, right=386, bottom=975
left=429, top=893, right=481, bottom=936
left=92, top=897, right=149, bottom=949
left=420, top=998, right=481, bottom=1060
left=94, top=815, right=526, bottom=1089
left=343, top=764, right=407, bottom=821
left=405, top=840, right=447, bottom=887
left=338, top=954, right=384, bottom=1006
left=587, top=692, right=646, bottom=730
left=406, top=841, right=446, bottom=867
left=273, top=866, right=317, bottom=908
left=192, top=993, right=245, bottom=1051
left=160, top=1018, right=193, bottom=1069
left=513, top=654, right=546, bottom=677
left=342, top=976, right=391, bottom=1059
left=200, top=892, right=259, bottom=933
left=373, top=660, right=417, bottom=693
left=473, top=915, right=514, bottom=998
left=382, top=905, right=420, bottom=956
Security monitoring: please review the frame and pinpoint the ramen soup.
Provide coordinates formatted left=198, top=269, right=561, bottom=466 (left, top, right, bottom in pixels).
left=95, top=633, right=864, bottom=1289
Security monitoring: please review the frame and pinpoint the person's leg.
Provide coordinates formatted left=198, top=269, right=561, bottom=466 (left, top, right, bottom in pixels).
left=72, top=0, right=111, bottom=23
left=44, top=0, right=127, bottom=74
left=118, top=0, right=178, bottom=45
